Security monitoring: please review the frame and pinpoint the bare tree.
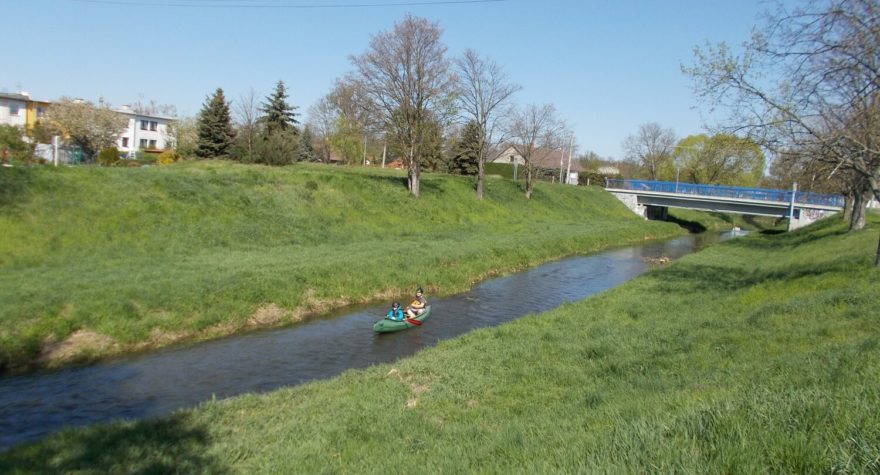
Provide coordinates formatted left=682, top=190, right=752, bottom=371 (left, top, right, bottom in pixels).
left=622, top=122, right=677, bottom=180
left=508, top=103, right=562, bottom=199
left=350, top=14, right=454, bottom=197
left=234, top=87, right=260, bottom=161
left=684, top=0, right=880, bottom=265
left=306, top=96, right=337, bottom=163
left=456, top=49, right=520, bottom=199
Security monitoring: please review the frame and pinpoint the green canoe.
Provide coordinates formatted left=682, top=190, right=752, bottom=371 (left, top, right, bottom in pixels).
left=373, top=306, right=432, bottom=333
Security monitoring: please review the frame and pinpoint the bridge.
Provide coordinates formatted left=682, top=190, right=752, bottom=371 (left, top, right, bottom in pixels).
left=605, top=179, right=844, bottom=230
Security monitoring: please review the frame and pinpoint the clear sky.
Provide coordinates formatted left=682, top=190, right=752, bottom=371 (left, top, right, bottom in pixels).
left=5, top=0, right=778, bottom=159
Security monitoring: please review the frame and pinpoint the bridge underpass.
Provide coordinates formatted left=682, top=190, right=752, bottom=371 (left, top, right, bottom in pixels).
left=605, top=179, right=844, bottom=231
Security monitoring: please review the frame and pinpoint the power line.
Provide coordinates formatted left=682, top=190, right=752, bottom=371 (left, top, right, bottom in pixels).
left=70, top=0, right=508, bottom=8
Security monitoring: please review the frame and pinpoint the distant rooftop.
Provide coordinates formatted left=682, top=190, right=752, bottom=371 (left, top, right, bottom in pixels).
left=0, top=91, right=33, bottom=101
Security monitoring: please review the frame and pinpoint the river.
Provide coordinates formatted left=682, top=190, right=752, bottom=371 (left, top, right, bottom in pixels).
left=0, top=231, right=737, bottom=450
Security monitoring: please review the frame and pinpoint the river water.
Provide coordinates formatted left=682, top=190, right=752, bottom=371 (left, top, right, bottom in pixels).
left=0, top=232, right=736, bottom=450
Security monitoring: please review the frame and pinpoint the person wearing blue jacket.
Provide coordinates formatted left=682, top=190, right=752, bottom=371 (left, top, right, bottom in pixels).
left=386, top=302, right=405, bottom=321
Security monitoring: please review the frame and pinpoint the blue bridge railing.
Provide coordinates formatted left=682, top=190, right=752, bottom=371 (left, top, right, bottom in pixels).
left=606, top=179, right=844, bottom=208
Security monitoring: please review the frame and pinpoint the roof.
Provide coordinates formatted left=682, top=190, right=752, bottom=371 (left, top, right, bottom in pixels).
left=114, top=108, right=176, bottom=121
left=498, top=145, right=584, bottom=172
left=0, top=92, right=32, bottom=102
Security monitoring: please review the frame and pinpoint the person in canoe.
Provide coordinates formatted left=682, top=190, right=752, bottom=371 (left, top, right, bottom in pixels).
left=405, top=288, right=427, bottom=319
left=386, top=302, right=405, bottom=321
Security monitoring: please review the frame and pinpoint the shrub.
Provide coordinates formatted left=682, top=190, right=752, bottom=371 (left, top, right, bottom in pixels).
left=97, top=147, right=120, bottom=166
left=158, top=150, right=182, bottom=165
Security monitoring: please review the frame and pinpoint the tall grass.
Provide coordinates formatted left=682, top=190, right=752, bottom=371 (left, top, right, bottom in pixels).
left=2, top=210, right=876, bottom=473
left=0, top=161, right=680, bottom=371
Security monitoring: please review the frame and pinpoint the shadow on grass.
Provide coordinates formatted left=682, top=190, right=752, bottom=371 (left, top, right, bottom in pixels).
left=727, top=217, right=851, bottom=250
left=654, top=256, right=863, bottom=294
left=0, top=413, right=229, bottom=474
left=0, top=167, right=33, bottom=208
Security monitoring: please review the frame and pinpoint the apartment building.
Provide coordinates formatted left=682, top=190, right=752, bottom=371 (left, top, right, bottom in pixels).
left=0, top=92, right=29, bottom=128
left=114, top=105, right=173, bottom=156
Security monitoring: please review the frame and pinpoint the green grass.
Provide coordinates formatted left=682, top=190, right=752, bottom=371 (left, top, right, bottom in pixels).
left=2, top=209, right=877, bottom=473
left=0, top=161, right=681, bottom=372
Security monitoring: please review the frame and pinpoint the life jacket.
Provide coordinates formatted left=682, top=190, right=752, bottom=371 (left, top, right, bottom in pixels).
left=387, top=308, right=404, bottom=321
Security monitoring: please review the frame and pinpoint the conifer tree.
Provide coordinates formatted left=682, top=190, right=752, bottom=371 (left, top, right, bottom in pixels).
left=260, top=80, right=299, bottom=135
left=298, top=127, right=319, bottom=162
left=196, top=88, right=234, bottom=158
left=449, top=121, right=480, bottom=175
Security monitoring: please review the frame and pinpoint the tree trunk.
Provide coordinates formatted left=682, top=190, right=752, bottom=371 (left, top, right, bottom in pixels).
left=875, top=232, right=880, bottom=267
left=850, top=189, right=870, bottom=231
left=410, top=160, right=421, bottom=198
left=476, top=155, right=485, bottom=200
left=525, top=161, right=534, bottom=199
left=843, top=191, right=854, bottom=222
left=874, top=189, right=880, bottom=268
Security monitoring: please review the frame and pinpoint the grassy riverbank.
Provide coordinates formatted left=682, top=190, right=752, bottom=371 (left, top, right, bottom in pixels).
left=2, top=213, right=877, bottom=472
left=0, top=161, right=681, bottom=372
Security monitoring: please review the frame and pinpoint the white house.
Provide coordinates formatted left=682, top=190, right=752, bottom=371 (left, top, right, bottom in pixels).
left=0, top=92, right=29, bottom=128
left=114, top=105, right=173, bottom=156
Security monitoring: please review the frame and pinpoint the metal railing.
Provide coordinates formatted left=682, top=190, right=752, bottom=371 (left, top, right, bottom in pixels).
left=605, top=179, right=844, bottom=208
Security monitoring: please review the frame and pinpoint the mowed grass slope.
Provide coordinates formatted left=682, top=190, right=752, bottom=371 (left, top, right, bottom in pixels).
left=2, top=210, right=877, bottom=473
left=0, top=161, right=680, bottom=371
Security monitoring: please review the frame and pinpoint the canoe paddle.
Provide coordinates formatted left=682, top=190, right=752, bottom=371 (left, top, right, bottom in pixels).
left=405, top=318, right=422, bottom=326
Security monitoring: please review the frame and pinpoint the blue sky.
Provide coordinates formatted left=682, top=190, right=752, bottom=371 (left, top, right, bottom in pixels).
left=5, top=0, right=778, bottom=159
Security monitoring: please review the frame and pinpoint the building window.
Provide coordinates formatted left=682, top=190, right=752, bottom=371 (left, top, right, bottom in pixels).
left=139, top=139, right=149, bottom=148
left=140, top=120, right=148, bottom=130
left=9, top=104, right=20, bottom=116
left=36, top=107, right=45, bottom=117
left=150, top=121, right=158, bottom=131
left=122, top=137, right=129, bottom=147
left=148, top=139, right=157, bottom=148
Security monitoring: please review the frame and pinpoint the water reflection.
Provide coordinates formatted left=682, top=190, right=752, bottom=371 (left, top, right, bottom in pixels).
left=0, top=231, right=736, bottom=449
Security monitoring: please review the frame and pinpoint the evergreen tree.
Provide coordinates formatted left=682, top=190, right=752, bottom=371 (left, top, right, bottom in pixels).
left=449, top=121, right=480, bottom=175
left=196, top=88, right=234, bottom=158
left=298, top=127, right=319, bottom=162
left=260, top=80, right=299, bottom=135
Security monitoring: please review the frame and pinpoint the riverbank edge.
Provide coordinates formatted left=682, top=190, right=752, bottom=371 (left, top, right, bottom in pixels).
left=2, top=214, right=876, bottom=471
left=8, top=224, right=687, bottom=376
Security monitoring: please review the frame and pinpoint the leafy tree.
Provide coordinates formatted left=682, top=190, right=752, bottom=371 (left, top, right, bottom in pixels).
left=673, top=134, right=764, bottom=186
left=260, top=80, right=299, bottom=135
left=329, top=115, right=364, bottom=165
left=196, top=88, right=235, bottom=159
left=166, top=116, right=198, bottom=158
left=46, top=98, right=128, bottom=161
left=449, top=121, right=480, bottom=175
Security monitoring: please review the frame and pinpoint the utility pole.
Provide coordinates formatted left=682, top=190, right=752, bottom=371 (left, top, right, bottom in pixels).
left=558, top=143, right=565, bottom=183
left=787, top=182, right=798, bottom=232
left=381, top=140, right=387, bottom=168
left=564, top=135, right=573, bottom=184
